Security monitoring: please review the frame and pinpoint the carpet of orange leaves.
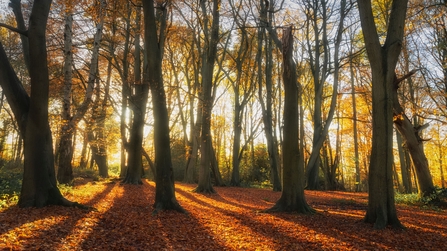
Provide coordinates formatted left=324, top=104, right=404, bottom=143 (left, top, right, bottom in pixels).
left=1, top=180, right=446, bottom=250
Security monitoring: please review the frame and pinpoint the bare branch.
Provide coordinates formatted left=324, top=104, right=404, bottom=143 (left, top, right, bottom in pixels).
left=0, top=22, right=28, bottom=36
left=395, top=68, right=420, bottom=86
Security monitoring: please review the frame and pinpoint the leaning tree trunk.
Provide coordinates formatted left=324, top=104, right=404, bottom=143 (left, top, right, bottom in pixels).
left=57, top=0, right=106, bottom=184
left=267, top=26, right=313, bottom=213
left=392, top=73, right=435, bottom=197
left=358, top=0, right=407, bottom=229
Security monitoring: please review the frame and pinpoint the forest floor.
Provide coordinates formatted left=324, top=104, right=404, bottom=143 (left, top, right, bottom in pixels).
left=0, top=179, right=446, bottom=250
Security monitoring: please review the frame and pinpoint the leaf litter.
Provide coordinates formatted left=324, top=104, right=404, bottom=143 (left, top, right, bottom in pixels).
left=0, top=180, right=446, bottom=250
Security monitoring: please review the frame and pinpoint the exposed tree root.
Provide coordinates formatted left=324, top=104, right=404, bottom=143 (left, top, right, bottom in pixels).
left=152, top=201, right=187, bottom=215
left=59, top=197, right=97, bottom=211
left=263, top=197, right=315, bottom=214
left=192, top=186, right=216, bottom=194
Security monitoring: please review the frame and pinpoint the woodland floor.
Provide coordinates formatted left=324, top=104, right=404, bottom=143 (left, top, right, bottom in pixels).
left=0, top=180, right=446, bottom=251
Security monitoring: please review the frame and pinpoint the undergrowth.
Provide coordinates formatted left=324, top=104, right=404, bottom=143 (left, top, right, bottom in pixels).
left=395, top=187, right=447, bottom=210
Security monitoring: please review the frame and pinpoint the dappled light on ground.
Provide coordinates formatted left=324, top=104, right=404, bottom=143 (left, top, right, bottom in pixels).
left=1, top=180, right=446, bottom=250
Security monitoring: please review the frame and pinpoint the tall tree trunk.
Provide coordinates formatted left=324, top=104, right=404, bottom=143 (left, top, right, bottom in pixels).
left=349, top=41, right=361, bottom=192
left=143, top=0, right=185, bottom=213
left=358, top=0, right=407, bottom=229
left=123, top=6, right=145, bottom=185
left=56, top=10, right=74, bottom=184
left=92, top=59, right=112, bottom=178
left=57, top=0, right=106, bottom=184
left=0, top=0, right=81, bottom=208
left=305, top=0, right=348, bottom=190
left=396, top=129, right=411, bottom=193
left=267, top=26, right=313, bottom=213
left=118, top=3, right=132, bottom=178
left=257, top=0, right=281, bottom=191
left=194, top=0, right=220, bottom=194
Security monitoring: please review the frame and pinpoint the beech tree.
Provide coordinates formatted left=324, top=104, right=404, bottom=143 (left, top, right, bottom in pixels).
left=143, top=0, right=184, bottom=212
left=255, top=0, right=282, bottom=192
left=357, top=0, right=407, bottom=229
left=193, top=0, right=221, bottom=193
left=122, top=6, right=146, bottom=184
left=0, top=0, right=81, bottom=208
left=56, top=0, right=107, bottom=184
left=267, top=26, right=313, bottom=213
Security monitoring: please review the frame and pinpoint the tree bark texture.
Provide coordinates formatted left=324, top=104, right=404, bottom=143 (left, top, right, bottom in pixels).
left=392, top=87, right=435, bottom=197
left=57, top=0, right=106, bottom=184
left=0, top=0, right=80, bottom=208
left=268, top=26, right=313, bottom=213
left=194, top=0, right=220, bottom=193
left=143, top=0, right=185, bottom=213
left=357, top=0, right=407, bottom=229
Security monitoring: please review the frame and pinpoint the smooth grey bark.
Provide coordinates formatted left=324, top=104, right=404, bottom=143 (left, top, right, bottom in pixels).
left=57, top=0, right=106, bottom=184
left=357, top=0, right=407, bottom=229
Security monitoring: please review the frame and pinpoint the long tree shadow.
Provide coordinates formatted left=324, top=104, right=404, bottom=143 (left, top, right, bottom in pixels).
left=78, top=180, right=228, bottom=250
left=176, top=184, right=447, bottom=250
left=1, top=180, right=117, bottom=250
left=270, top=197, right=447, bottom=250
left=0, top=180, right=115, bottom=239
left=175, top=186, right=326, bottom=250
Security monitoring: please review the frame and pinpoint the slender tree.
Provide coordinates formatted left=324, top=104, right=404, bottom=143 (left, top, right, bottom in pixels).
left=194, top=0, right=221, bottom=193
left=256, top=0, right=282, bottom=191
left=57, top=0, right=107, bottom=184
left=122, top=6, right=146, bottom=184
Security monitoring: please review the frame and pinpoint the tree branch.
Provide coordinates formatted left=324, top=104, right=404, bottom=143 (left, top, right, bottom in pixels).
left=0, top=22, right=28, bottom=36
left=395, top=68, right=420, bottom=87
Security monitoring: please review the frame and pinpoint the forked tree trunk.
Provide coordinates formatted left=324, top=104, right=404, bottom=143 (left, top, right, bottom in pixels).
left=358, top=0, right=407, bottom=229
left=57, top=0, right=106, bottom=184
left=0, top=0, right=82, bottom=208
left=194, top=0, right=220, bottom=194
left=267, top=26, right=313, bottom=213
left=123, top=6, right=145, bottom=185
